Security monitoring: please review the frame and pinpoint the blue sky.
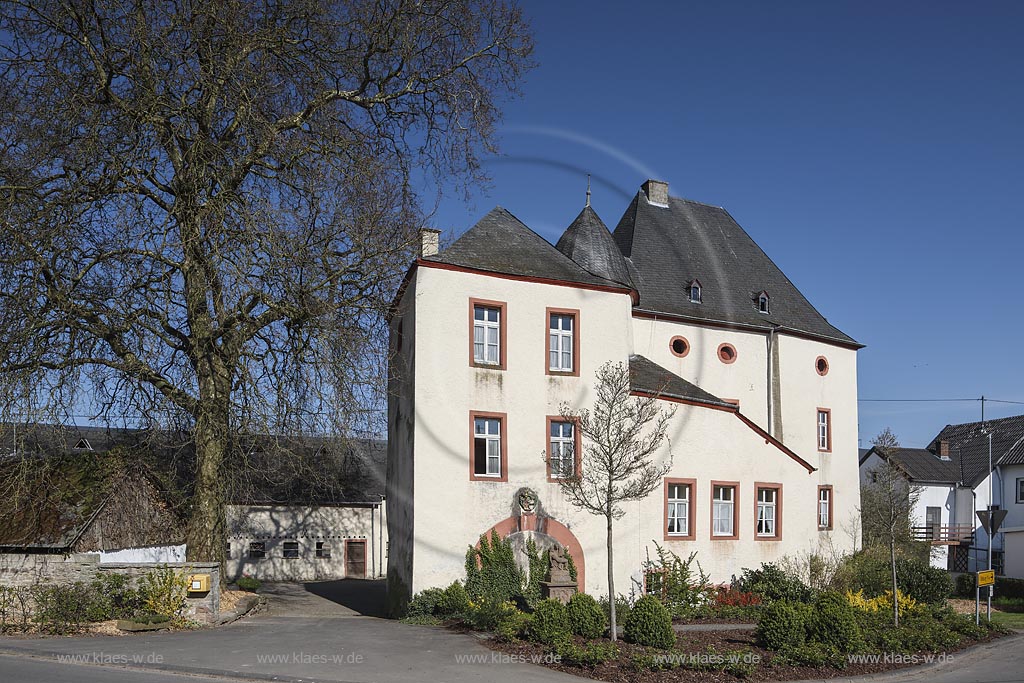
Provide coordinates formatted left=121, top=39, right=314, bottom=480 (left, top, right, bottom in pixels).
left=430, top=0, right=1024, bottom=448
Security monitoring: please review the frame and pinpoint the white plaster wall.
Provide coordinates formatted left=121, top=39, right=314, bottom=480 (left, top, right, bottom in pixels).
left=1004, top=531, right=1024, bottom=579
left=97, top=545, right=186, bottom=564
left=637, top=404, right=854, bottom=584
left=409, top=266, right=635, bottom=596
left=1000, top=464, right=1024, bottom=531
left=404, top=265, right=860, bottom=596
left=914, top=485, right=955, bottom=569
left=225, top=504, right=385, bottom=582
left=630, top=318, right=770, bottom=427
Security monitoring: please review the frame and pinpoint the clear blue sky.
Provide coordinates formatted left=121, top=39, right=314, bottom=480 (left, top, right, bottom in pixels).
left=430, top=0, right=1024, bottom=449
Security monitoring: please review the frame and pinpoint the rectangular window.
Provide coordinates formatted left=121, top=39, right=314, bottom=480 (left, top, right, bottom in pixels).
left=548, top=420, right=576, bottom=479
left=817, top=409, right=832, bottom=452
left=470, top=411, right=507, bottom=481
left=756, top=485, right=781, bottom=539
left=545, top=308, right=580, bottom=375
left=283, top=541, right=299, bottom=559
left=666, top=483, right=690, bottom=537
left=469, top=299, right=506, bottom=369
left=316, top=541, right=331, bottom=559
left=818, top=486, right=833, bottom=530
left=225, top=543, right=232, bottom=560
left=712, top=483, right=737, bottom=538
left=1017, top=478, right=1024, bottom=504
left=249, top=541, right=266, bottom=559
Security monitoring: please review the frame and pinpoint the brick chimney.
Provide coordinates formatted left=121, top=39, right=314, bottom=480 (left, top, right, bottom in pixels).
left=641, top=179, right=669, bottom=207
left=937, top=439, right=950, bottom=460
left=419, top=228, right=441, bottom=258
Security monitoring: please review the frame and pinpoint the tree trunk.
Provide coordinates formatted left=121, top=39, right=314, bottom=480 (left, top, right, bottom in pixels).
left=607, top=512, right=616, bottom=642
left=890, top=538, right=899, bottom=627
left=185, top=363, right=231, bottom=564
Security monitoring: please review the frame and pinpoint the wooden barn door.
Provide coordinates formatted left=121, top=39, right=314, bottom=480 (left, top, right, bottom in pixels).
left=345, top=540, right=366, bottom=579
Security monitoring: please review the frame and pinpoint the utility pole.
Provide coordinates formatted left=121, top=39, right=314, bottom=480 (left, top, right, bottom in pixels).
left=987, top=430, right=993, bottom=622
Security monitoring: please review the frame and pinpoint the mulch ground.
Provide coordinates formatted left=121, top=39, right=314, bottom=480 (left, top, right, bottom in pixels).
left=482, top=627, right=1005, bottom=682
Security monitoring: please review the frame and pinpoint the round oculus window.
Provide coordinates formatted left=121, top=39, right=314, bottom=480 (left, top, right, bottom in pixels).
left=816, top=356, right=829, bottom=376
left=670, top=336, right=689, bottom=358
left=717, top=343, right=737, bottom=364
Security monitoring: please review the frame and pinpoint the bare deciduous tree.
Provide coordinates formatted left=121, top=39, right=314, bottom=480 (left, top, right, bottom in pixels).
left=861, top=427, right=919, bottom=626
left=551, top=361, right=674, bottom=641
left=0, top=0, right=533, bottom=561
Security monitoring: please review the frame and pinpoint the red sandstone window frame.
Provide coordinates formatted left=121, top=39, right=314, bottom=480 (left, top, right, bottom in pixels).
left=469, top=298, right=507, bottom=370
left=546, top=415, right=582, bottom=481
left=717, top=343, right=738, bottom=365
left=710, top=481, right=739, bottom=540
left=664, top=478, right=696, bottom=541
left=545, top=307, right=580, bottom=376
left=817, top=408, right=832, bottom=453
left=469, top=410, right=509, bottom=482
left=818, top=485, right=834, bottom=530
left=754, top=482, right=783, bottom=541
left=669, top=335, right=690, bottom=358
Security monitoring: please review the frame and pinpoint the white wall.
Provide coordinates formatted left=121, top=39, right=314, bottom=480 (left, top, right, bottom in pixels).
left=97, top=545, right=186, bottom=564
left=398, top=264, right=861, bottom=599
left=226, top=504, right=386, bottom=582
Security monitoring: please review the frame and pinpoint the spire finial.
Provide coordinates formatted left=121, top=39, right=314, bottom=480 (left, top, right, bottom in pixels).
left=585, top=174, right=591, bottom=207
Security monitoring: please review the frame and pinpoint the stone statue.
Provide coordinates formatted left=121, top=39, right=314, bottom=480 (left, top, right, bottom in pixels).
left=549, top=544, right=571, bottom=583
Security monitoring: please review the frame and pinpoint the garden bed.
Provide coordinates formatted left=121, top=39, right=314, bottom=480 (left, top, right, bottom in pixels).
left=482, top=625, right=1007, bottom=682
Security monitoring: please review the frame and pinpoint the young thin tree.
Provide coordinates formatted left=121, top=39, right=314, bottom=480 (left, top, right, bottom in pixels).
left=861, top=427, right=919, bottom=626
left=0, top=0, right=533, bottom=561
left=552, top=361, right=674, bottom=641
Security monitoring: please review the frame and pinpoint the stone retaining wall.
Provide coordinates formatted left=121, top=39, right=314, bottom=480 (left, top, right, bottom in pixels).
left=0, top=553, right=221, bottom=622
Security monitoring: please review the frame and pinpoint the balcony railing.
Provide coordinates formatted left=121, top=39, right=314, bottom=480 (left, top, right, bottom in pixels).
left=912, top=524, right=974, bottom=545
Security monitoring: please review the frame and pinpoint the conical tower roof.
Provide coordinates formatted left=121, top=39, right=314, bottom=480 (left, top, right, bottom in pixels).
left=555, top=205, right=633, bottom=287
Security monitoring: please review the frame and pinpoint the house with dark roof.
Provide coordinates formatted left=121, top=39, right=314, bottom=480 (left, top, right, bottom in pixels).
left=387, top=180, right=861, bottom=613
left=860, top=414, right=1024, bottom=577
left=0, top=424, right=387, bottom=583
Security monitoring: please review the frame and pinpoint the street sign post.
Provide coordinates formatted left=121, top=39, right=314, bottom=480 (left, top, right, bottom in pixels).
left=977, top=509, right=1008, bottom=535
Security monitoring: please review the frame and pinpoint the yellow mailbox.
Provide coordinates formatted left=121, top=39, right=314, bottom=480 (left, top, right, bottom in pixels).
left=188, top=574, right=211, bottom=594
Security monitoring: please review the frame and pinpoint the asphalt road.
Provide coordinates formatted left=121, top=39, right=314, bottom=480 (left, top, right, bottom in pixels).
left=0, top=653, right=235, bottom=683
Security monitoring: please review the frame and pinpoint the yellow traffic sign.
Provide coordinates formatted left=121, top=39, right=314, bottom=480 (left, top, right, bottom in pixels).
left=978, top=570, right=995, bottom=587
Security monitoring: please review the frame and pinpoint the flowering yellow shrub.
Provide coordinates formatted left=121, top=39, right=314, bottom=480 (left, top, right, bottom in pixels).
left=845, top=589, right=918, bottom=613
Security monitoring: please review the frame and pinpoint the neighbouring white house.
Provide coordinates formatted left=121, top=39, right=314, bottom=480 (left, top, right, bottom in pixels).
left=386, top=179, right=863, bottom=614
left=860, top=414, right=1024, bottom=577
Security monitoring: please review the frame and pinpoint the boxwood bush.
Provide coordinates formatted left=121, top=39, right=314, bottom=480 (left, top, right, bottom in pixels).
left=623, top=595, right=675, bottom=649
left=756, top=601, right=807, bottom=650
left=807, top=592, right=862, bottom=653
left=566, top=593, right=607, bottom=639
left=735, top=563, right=813, bottom=604
left=528, top=599, right=571, bottom=645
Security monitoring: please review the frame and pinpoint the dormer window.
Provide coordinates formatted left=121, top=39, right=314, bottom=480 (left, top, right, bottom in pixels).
left=74, top=438, right=93, bottom=451
left=689, top=280, right=702, bottom=304
left=757, top=291, right=770, bottom=314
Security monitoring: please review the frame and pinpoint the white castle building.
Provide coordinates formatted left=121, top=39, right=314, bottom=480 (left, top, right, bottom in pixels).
left=386, top=180, right=861, bottom=613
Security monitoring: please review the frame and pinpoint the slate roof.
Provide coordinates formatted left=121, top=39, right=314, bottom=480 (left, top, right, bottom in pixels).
left=612, top=191, right=858, bottom=347
left=628, top=355, right=736, bottom=409
left=927, top=414, right=1024, bottom=489
left=425, top=206, right=626, bottom=290
left=555, top=206, right=633, bottom=288
left=0, top=425, right=386, bottom=548
left=866, top=447, right=961, bottom=484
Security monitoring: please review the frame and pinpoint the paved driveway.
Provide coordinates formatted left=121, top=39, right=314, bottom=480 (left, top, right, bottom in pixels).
left=0, top=581, right=584, bottom=683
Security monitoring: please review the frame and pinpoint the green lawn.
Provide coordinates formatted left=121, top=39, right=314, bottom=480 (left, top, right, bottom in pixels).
left=990, top=611, right=1024, bottom=629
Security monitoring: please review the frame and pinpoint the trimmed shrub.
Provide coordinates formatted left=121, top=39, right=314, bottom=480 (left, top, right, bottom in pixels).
left=467, top=598, right=518, bottom=631
left=495, top=610, right=532, bottom=642
left=834, top=553, right=951, bottom=604
left=623, top=595, right=675, bottom=649
left=896, top=559, right=952, bottom=604
left=756, top=601, right=807, bottom=650
left=406, top=587, right=445, bottom=618
left=807, top=592, right=862, bottom=653
left=955, top=572, right=975, bottom=597
left=735, top=563, right=813, bottom=604
left=567, top=593, right=607, bottom=639
left=528, top=599, right=571, bottom=645
left=438, top=582, right=471, bottom=617
left=555, top=640, right=620, bottom=667
left=236, top=575, right=260, bottom=592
